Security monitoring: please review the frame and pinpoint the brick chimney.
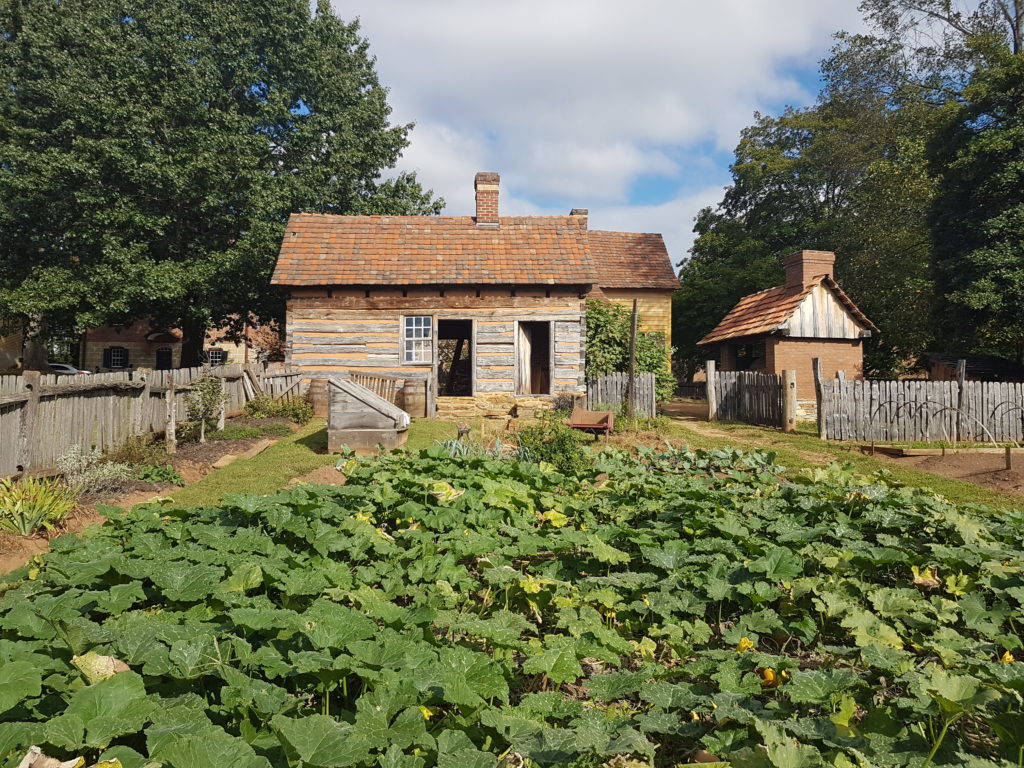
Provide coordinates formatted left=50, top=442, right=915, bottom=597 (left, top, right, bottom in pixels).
left=784, top=250, right=835, bottom=293
left=474, top=172, right=500, bottom=227
left=569, top=208, right=589, bottom=228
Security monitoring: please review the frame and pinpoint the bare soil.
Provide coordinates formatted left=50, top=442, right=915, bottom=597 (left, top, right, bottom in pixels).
left=872, top=451, right=1024, bottom=497
left=287, top=464, right=347, bottom=487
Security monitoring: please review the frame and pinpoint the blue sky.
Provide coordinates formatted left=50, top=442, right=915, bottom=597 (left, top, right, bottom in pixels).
left=334, top=1, right=865, bottom=266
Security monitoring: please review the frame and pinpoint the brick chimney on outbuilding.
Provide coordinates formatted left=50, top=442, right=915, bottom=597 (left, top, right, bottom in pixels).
left=784, top=250, right=835, bottom=293
left=474, top=172, right=500, bottom=227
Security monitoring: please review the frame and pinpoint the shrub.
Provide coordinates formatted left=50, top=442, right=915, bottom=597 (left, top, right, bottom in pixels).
left=56, top=445, right=135, bottom=497
left=244, top=393, right=313, bottom=425
left=585, top=299, right=675, bottom=402
left=106, top=434, right=166, bottom=466
left=514, top=412, right=592, bottom=473
left=0, top=476, right=76, bottom=535
left=134, top=464, right=185, bottom=486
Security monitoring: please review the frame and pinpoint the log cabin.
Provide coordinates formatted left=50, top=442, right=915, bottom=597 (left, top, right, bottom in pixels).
left=271, top=172, right=679, bottom=419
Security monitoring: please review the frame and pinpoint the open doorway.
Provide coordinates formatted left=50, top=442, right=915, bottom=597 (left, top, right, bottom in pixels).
left=517, top=321, right=551, bottom=395
left=437, top=319, right=473, bottom=397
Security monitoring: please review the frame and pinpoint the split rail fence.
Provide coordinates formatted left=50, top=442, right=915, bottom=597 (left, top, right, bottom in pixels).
left=586, top=372, right=656, bottom=419
left=816, top=364, right=1024, bottom=443
left=0, top=364, right=306, bottom=478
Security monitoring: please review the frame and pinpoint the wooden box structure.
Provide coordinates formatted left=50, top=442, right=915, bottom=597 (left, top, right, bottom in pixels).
left=327, top=378, right=410, bottom=451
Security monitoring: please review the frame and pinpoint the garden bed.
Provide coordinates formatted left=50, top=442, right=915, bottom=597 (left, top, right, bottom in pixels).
left=0, top=416, right=300, bottom=574
left=2, top=446, right=1023, bottom=767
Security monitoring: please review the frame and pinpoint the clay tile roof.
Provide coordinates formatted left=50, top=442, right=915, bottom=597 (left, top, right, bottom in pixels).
left=588, top=230, right=679, bottom=290
left=697, top=275, right=877, bottom=345
left=271, top=213, right=595, bottom=286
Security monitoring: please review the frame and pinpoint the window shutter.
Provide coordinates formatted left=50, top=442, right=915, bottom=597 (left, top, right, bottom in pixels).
left=102, top=348, right=112, bottom=368
left=122, top=348, right=130, bottom=367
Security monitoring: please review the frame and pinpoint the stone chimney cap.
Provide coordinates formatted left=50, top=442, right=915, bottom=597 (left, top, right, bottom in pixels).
left=474, top=172, right=500, bottom=187
left=570, top=208, right=589, bottom=216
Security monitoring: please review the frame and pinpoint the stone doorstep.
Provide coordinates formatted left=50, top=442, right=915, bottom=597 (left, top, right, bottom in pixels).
left=210, top=438, right=274, bottom=469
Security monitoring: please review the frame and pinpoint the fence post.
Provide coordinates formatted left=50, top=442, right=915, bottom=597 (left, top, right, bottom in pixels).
left=954, top=358, right=966, bottom=445
left=217, top=377, right=227, bottom=431
left=17, top=370, right=41, bottom=473
left=782, top=370, right=797, bottom=433
left=166, top=372, right=177, bottom=455
left=706, top=360, right=718, bottom=421
left=813, top=358, right=826, bottom=439
left=625, top=299, right=638, bottom=418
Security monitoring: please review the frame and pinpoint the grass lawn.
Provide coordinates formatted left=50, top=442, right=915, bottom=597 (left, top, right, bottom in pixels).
left=169, top=417, right=463, bottom=508
left=169, top=420, right=338, bottom=507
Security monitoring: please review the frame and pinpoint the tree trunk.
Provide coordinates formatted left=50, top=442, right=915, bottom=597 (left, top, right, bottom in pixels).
left=179, top=318, right=207, bottom=368
left=20, top=314, right=50, bottom=371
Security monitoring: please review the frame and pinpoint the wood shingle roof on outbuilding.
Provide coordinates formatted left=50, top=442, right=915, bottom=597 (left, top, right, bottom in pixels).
left=698, top=275, right=877, bottom=345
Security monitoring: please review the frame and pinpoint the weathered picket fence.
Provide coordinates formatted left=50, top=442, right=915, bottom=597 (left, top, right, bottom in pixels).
left=706, top=360, right=793, bottom=430
left=0, top=364, right=307, bottom=477
left=817, top=373, right=1024, bottom=443
left=586, top=372, right=656, bottom=418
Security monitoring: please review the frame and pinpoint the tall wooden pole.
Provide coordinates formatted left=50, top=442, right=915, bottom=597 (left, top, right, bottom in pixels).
left=706, top=360, right=718, bottom=421
left=955, top=358, right=966, bottom=445
left=165, top=372, right=177, bottom=455
left=782, top=369, right=797, bottom=433
left=626, top=298, right=638, bottom=418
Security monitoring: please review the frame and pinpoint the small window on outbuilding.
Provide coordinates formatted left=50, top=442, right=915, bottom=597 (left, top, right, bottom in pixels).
left=103, top=346, right=129, bottom=369
left=735, top=339, right=765, bottom=371
left=208, top=349, right=227, bottom=366
left=403, top=316, right=433, bottom=363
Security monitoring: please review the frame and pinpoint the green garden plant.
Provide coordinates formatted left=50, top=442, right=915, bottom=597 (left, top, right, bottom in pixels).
left=55, top=445, right=134, bottom=497
left=0, top=476, right=76, bottom=535
left=133, top=465, right=185, bottom=486
left=2, top=445, right=1024, bottom=766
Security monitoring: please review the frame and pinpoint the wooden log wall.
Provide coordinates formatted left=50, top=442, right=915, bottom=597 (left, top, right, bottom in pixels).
left=817, top=377, right=1024, bottom=443
left=712, top=371, right=785, bottom=429
left=285, top=296, right=586, bottom=397
left=0, top=365, right=308, bottom=478
left=586, top=373, right=656, bottom=419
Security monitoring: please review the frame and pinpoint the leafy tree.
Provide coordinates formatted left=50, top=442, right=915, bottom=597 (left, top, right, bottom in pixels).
left=585, top=300, right=674, bottom=402
left=677, top=93, right=938, bottom=377
left=183, top=373, right=230, bottom=444
left=0, top=0, right=442, bottom=368
left=928, top=50, right=1024, bottom=359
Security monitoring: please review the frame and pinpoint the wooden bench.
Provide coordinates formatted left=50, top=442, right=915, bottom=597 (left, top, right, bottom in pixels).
left=566, top=407, right=615, bottom=440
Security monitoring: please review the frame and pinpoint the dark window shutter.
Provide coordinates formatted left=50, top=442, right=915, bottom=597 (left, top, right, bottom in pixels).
left=122, top=347, right=130, bottom=367
left=102, top=348, right=112, bottom=368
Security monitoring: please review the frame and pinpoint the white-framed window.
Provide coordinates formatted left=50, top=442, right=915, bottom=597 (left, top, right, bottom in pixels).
left=208, top=349, right=227, bottom=366
left=403, top=316, right=433, bottom=363
left=107, top=346, right=127, bottom=368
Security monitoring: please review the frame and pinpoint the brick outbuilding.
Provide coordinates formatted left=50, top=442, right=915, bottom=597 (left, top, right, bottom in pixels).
left=698, top=250, right=877, bottom=402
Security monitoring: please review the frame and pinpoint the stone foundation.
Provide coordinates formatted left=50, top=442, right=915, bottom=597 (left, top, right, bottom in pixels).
left=435, top=393, right=576, bottom=421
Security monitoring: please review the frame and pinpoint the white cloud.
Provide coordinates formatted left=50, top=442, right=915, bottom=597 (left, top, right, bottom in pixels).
left=337, top=0, right=865, bottom=258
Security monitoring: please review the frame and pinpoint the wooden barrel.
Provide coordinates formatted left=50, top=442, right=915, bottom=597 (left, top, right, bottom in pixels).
left=308, top=378, right=330, bottom=417
left=400, top=380, right=427, bottom=418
